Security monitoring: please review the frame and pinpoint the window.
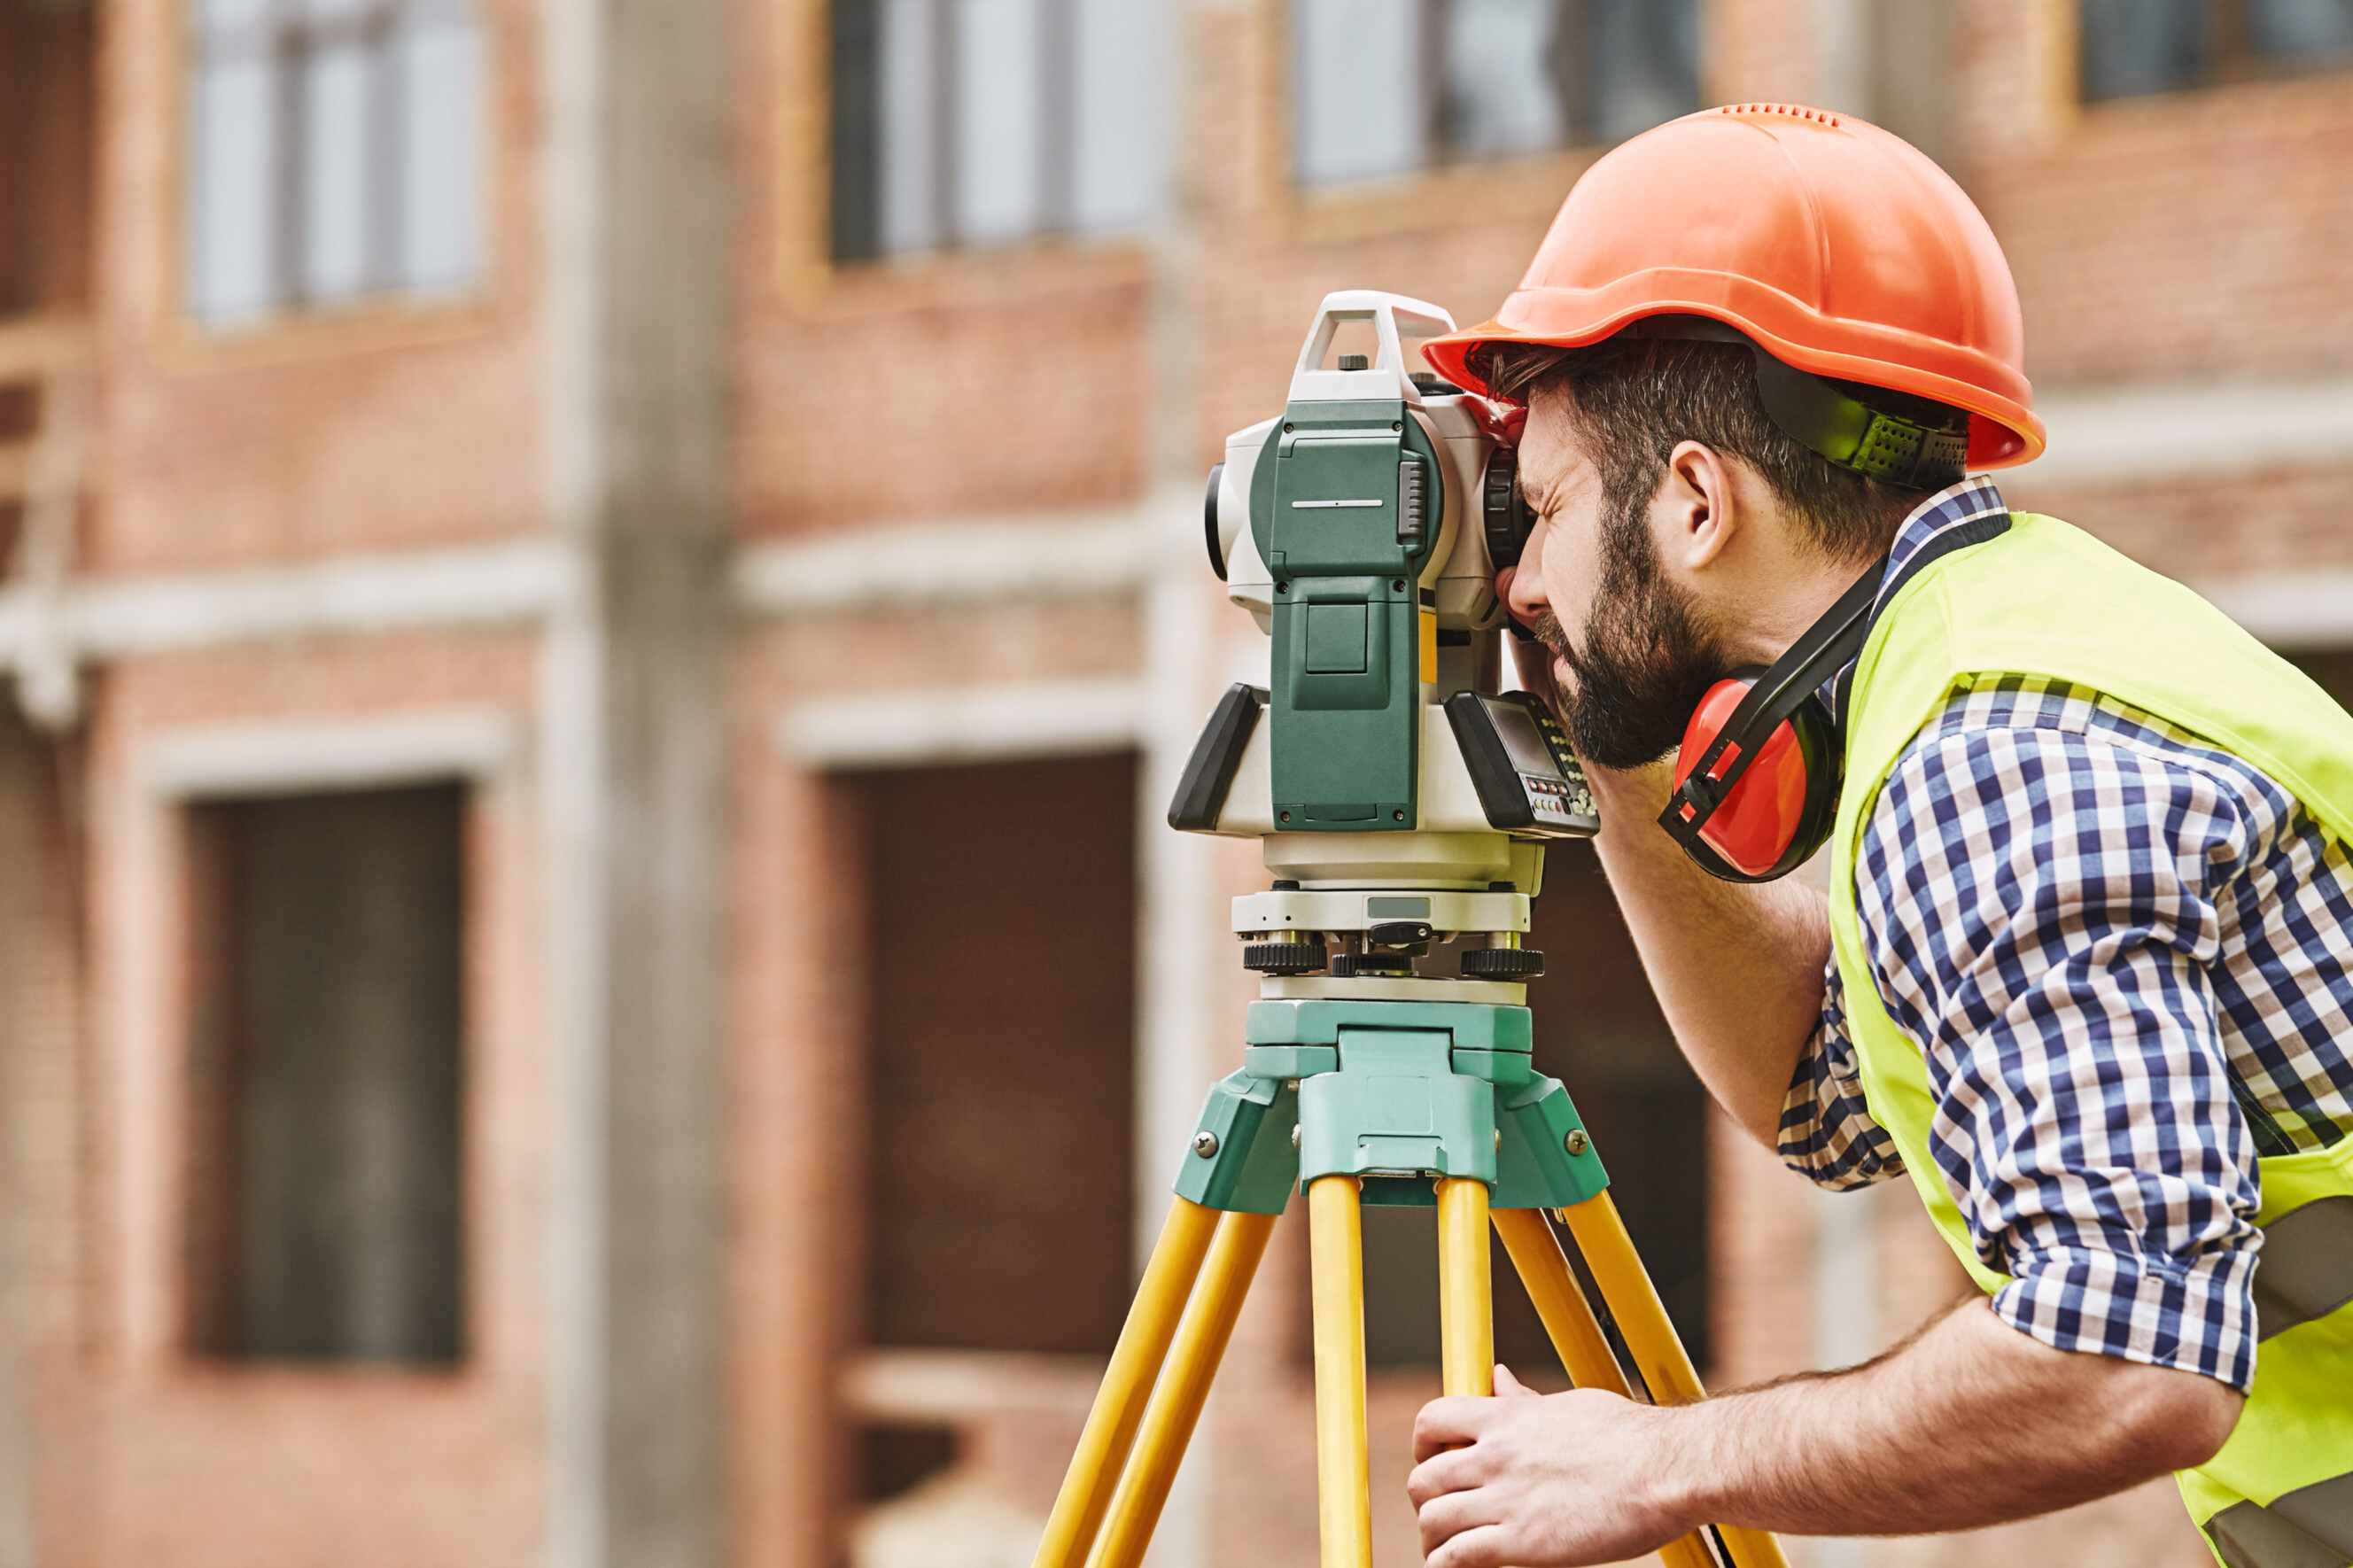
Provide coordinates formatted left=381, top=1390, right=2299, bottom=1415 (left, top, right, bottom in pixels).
left=844, top=753, right=1137, bottom=1358
left=184, top=784, right=467, bottom=1362
left=828, top=0, right=1169, bottom=261
left=2079, top=0, right=2353, bottom=101
left=186, top=0, right=484, bottom=324
left=0, top=0, right=97, bottom=318
left=1292, top=0, right=1699, bottom=189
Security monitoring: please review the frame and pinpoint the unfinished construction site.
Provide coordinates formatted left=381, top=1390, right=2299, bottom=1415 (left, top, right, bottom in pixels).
left=2, top=0, right=2352, bottom=1564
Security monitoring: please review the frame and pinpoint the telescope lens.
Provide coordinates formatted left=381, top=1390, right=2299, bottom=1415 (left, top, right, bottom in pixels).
left=1481, top=449, right=1533, bottom=571
left=1204, top=462, right=1228, bottom=581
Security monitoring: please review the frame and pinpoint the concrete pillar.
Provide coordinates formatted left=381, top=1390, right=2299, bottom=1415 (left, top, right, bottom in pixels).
left=541, top=2, right=735, bottom=1565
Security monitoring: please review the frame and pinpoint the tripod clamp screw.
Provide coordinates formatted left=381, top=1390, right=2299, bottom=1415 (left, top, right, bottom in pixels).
left=1565, top=1129, right=1589, bottom=1156
left=1192, top=1131, right=1221, bottom=1158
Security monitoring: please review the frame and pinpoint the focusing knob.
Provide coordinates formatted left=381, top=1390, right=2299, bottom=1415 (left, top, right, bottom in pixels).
left=1463, top=946, right=1545, bottom=980
left=1243, top=939, right=1326, bottom=975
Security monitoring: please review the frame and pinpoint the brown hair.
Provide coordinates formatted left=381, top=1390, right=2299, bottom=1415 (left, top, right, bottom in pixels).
left=1473, top=338, right=1928, bottom=563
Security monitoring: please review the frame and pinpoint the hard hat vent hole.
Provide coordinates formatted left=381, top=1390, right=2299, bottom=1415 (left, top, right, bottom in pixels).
left=1720, top=102, right=1840, bottom=128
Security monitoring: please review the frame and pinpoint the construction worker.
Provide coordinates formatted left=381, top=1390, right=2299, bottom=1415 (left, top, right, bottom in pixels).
left=1409, top=105, right=2353, bottom=1567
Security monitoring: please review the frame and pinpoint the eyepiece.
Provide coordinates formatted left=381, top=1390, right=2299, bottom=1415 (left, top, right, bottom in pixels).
left=1482, top=448, right=1533, bottom=570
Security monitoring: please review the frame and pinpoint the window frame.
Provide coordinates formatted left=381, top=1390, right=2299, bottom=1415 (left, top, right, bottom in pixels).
left=1285, top=0, right=1703, bottom=198
left=181, top=780, right=471, bottom=1365
left=2072, top=0, right=2353, bottom=108
left=159, top=0, right=505, bottom=366
left=132, top=712, right=517, bottom=1382
left=780, top=0, right=1163, bottom=311
left=817, top=0, right=1170, bottom=270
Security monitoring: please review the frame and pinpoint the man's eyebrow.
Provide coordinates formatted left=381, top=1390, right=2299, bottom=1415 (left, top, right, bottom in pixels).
left=1523, top=467, right=1565, bottom=517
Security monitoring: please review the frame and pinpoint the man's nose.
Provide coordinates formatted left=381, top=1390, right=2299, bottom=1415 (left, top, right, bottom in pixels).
left=1502, top=527, right=1549, bottom=627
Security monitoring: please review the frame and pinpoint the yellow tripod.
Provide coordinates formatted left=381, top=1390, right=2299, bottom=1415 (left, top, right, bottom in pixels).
left=1032, top=1156, right=1792, bottom=1567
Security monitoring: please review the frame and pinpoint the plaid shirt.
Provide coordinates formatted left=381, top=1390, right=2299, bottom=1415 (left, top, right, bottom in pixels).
left=1780, top=476, right=2353, bottom=1393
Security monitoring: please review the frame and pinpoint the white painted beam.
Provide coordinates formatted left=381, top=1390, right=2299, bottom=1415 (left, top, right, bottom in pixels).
left=777, top=677, right=1146, bottom=768
left=0, top=538, right=577, bottom=665
left=734, top=512, right=1153, bottom=617
left=141, top=710, right=522, bottom=798
left=2011, top=377, right=2353, bottom=487
left=2190, top=568, right=2353, bottom=650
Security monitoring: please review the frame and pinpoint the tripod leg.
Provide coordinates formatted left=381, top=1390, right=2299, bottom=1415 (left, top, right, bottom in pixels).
left=1308, top=1176, right=1372, bottom=1568
left=1033, top=1196, right=1222, bottom=1568
left=1490, top=1206, right=1626, bottom=1397
left=1494, top=1207, right=1719, bottom=1568
left=1083, top=1208, right=1278, bottom=1568
left=1434, top=1177, right=1493, bottom=1398
left=1559, top=1193, right=1793, bottom=1568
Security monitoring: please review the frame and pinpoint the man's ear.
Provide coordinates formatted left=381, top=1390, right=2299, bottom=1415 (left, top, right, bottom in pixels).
left=1657, top=440, right=1736, bottom=571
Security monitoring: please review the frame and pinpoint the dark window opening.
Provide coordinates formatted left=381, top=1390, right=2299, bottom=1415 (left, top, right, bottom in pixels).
left=1292, top=0, right=1700, bottom=190
left=0, top=0, right=96, bottom=319
left=184, top=782, right=467, bottom=1363
left=2287, top=648, right=2353, bottom=711
left=2079, top=0, right=2353, bottom=102
left=845, top=752, right=1138, bottom=1355
left=1520, top=840, right=1710, bottom=1370
left=861, top=1423, right=960, bottom=1503
left=1355, top=839, right=1710, bottom=1376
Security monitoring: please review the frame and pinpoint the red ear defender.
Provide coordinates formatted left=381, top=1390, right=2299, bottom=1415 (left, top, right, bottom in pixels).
left=1666, top=675, right=1843, bottom=881
left=1656, top=557, right=1885, bottom=883
left=1654, top=507, right=2012, bottom=882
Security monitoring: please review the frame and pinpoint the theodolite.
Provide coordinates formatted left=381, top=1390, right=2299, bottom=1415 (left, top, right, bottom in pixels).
left=1032, top=292, right=1790, bottom=1568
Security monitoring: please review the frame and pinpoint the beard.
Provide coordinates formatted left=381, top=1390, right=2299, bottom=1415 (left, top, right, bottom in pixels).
left=1530, top=498, right=1725, bottom=772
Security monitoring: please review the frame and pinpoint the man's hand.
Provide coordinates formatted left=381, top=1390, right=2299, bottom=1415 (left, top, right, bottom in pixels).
left=1407, top=1300, right=2241, bottom=1559
left=1407, top=1367, right=1695, bottom=1568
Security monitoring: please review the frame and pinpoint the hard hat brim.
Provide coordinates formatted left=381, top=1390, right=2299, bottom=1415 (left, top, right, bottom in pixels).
left=1423, top=280, right=2047, bottom=470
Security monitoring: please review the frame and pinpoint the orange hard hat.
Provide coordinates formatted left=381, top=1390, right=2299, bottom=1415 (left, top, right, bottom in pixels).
left=1422, top=105, right=2044, bottom=470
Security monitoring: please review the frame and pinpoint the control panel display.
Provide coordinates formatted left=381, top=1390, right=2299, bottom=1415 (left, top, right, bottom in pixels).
left=1443, top=690, right=1600, bottom=839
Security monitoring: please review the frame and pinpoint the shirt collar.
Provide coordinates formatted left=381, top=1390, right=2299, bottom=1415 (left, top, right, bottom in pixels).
left=1817, top=475, right=2009, bottom=706
left=1875, top=475, right=2009, bottom=614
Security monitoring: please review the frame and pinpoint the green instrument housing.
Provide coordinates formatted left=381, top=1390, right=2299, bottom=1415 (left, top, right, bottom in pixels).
left=1171, top=998, right=1610, bottom=1215
left=1249, top=400, right=1441, bottom=832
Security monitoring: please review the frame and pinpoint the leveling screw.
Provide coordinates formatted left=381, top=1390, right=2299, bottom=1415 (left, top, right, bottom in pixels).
left=1193, top=1131, right=1219, bottom=1158
left=1565, top=1129, right=1589, bottom=1156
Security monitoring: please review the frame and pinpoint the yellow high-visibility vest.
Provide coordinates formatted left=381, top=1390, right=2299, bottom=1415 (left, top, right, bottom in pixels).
left=1827, top=511, right=2353, bottom=1567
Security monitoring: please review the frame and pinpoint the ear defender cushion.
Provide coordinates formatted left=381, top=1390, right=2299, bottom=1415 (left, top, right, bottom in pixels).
left=1669, top=673, right=1843, bottom=882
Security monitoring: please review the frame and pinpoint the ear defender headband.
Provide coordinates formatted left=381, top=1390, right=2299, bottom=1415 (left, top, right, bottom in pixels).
left=1625, top=316, right=1971, bottom=491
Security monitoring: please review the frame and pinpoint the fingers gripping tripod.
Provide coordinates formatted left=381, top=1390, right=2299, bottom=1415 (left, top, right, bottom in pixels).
left=1029, top=292, right=1790, bottom=1567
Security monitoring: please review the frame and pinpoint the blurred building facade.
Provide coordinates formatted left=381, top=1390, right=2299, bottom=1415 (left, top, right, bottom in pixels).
left=2, top=1, right=2352, bottom=1565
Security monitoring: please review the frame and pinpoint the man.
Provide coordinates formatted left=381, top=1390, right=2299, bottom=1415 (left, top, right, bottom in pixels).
left=1407, top=107, right=2353, bottom=1567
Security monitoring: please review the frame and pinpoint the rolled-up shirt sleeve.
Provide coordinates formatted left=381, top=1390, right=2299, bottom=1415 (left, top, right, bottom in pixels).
left=1778, top=955, right=1905, bottom=1191
left=1857, top=718, right=2265, bottom=1392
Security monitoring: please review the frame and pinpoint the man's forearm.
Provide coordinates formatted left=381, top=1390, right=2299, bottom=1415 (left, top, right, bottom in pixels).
left=1582, top=758, right=1830, bottom=1145
left=1663, top=1299, right=2243, bottom=1537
